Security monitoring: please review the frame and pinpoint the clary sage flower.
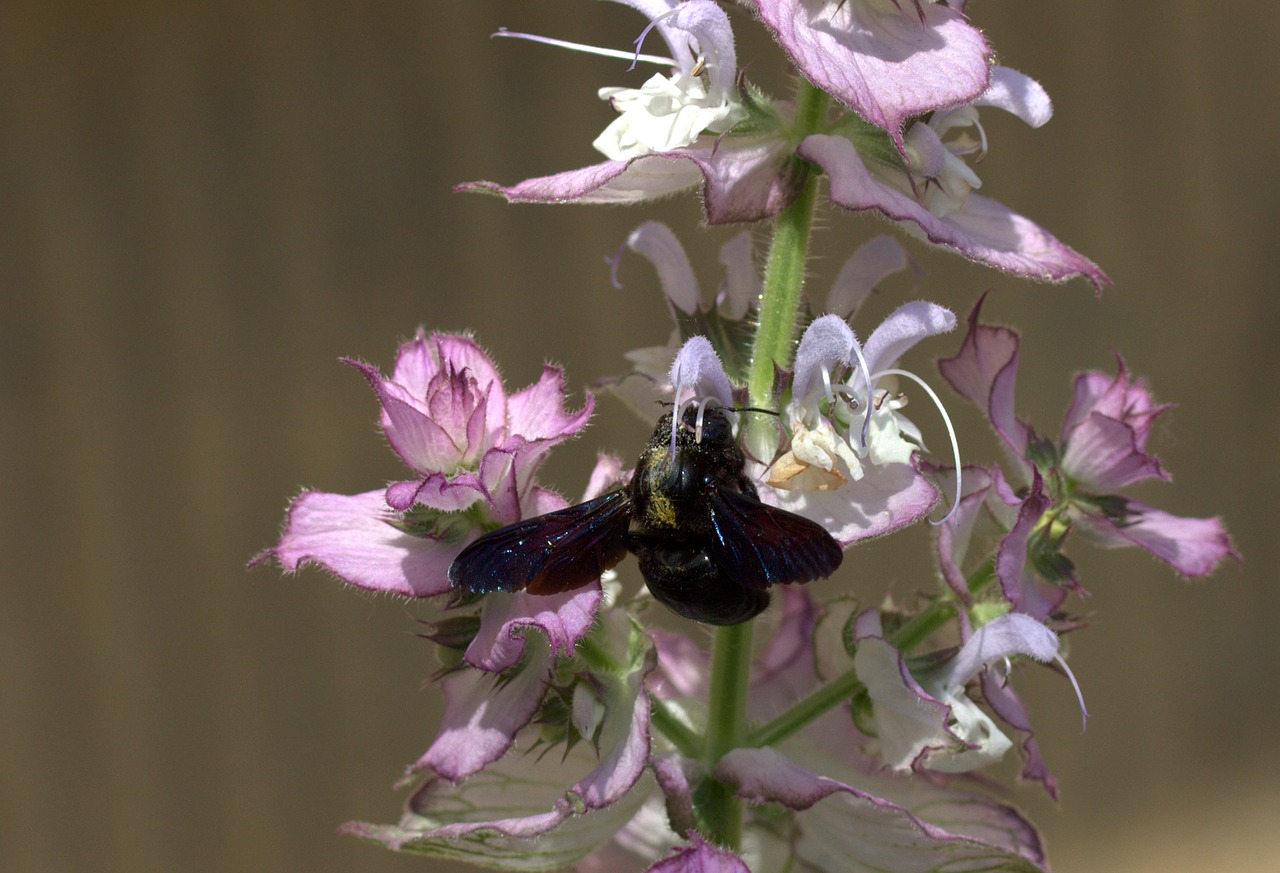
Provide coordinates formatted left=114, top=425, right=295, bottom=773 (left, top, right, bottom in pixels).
left=938, top=298, right=1237, bottom=577
left=763, top=307, right=957, bottom=545
left=259, top=331, right=592, bottom=596
left=799, top=67, right=1110, bottom=287
left=852, top=609, right=1061, bottom=774
left=461, top=0, right=804, bottom=224
left=255, top=332, right=610, bottom=780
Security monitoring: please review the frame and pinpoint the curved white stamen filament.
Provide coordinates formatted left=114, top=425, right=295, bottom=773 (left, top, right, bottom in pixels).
left=669, top=397, right=694, bottom=456
left=668, top=395, right=728, bottom=451
left=1055, top=652, right=1089, bottom=733
left=630, top=8, right=684, bottom=72
left=606, top=240, right=628, bottom=290
left=872, top=368, right=962, bottom=526
left=694, top=396, right=712, bottom=443
left=492, top=28, right=675, bottom=67
left=819, top=364, right=834, bottom=406
left=848, top=341, right=875, bottom=450
left=972, top=115, right=990, bottom=162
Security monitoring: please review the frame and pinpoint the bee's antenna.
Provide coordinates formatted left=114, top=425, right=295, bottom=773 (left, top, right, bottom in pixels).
left=730, top=405, right=778, bottom=417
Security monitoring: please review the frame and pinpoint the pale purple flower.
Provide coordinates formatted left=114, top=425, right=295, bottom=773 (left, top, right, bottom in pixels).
left=852, top=608, right=1061, bottom=774
left=619, top=220, right=762, bottom=322
left=923, top=462, right=1067, bottom=798
left=670, top=335, right=735, bottom=411
left=823, top=234, right=914, bottom=319
left=596, top=222, right=765, bottom=418
left=798, top=68, right=1110, bottom=287
left=939, top=298, right=1238, bottom=577
left=744, top=0, right=992, bottom=152
left=761, top=306, right=955, bottom=545
left=459, top=1, right=801, bottom=224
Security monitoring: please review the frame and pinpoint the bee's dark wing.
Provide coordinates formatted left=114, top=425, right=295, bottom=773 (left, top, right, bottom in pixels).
left=447, top=490, right=632, bottom=596
left=706, top=488, right=842, bottom=590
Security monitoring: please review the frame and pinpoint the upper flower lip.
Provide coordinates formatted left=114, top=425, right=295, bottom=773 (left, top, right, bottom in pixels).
left=744, top=0, right=993, bottom=154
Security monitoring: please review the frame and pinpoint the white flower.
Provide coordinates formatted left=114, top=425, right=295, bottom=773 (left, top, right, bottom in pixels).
left=594, top=71, right=745, bottom=160
left=853, top=610, right=1060, bottom=773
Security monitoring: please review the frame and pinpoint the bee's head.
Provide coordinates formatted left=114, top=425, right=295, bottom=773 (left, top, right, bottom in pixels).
left=676, top=400, right=733, bottom=447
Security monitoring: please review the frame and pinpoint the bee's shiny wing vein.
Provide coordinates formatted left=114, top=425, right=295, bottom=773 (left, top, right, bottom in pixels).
left=706, top=488, right=843, bottom=590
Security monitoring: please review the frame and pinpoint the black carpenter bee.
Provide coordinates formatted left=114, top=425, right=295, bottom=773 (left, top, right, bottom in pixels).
left=446, top=404, right=842, bottom=625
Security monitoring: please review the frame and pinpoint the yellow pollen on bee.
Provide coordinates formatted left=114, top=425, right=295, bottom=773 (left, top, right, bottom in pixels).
left=643, top=445, right=680, bottom=528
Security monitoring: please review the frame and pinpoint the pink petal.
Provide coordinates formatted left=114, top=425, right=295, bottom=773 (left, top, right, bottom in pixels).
left=345, top=358, right=464, bottom=475
left=583, top=453, right=629, bottom=501
left=1062, top=362, right=1168, bottom=446
left=416, top=644, right=554, bottom=781
left=1076, top=501, right=1239, bottom=577
left=993, top=470, right=1057, bottom=619
left=645, top=836, right=750, bottom=873
left=435, top=334, right=508, bottom=447
left=1061, top=411, right=1167, bottom=491
left=389, top=330, right=442, bottom=397
left=937, top=297, right=1031, bottom=460
left=465, top=586, right=603, bottom=672
left=263, top=489, right=456, bottom=597
left=799, top=134, right=1109, bottom=287
left=458, top=157, right=704, bottom=206
left=507, top=364, right=595, bottom=444
left=750, top=0, right=991, bottom=151
left=388, top=445, right=531, bottom=523
left=457, top=136, right=797, bottom=225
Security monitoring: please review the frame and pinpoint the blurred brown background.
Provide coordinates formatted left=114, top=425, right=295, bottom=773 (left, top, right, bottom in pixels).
left=2, top=1, right=1276, bottom=871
